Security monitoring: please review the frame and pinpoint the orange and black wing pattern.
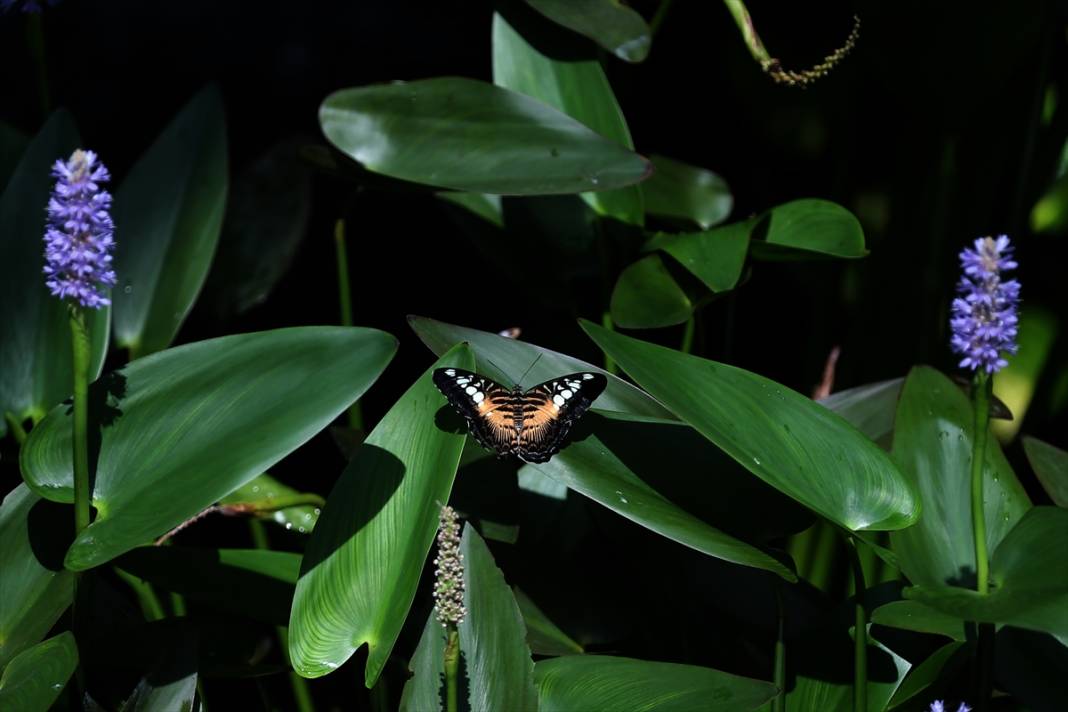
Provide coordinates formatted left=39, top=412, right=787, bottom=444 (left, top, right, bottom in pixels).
left=433, top=368, right=515, bottom=455
left=517, top=372, right=607, bottom=463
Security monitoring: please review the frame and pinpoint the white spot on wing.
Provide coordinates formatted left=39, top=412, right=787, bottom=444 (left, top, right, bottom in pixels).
left=444, top=369, right=456, bottom=376
left=561, top=389, right=573, bottom=399
left=473, top=392, right=484, bottom=403
left=465, top=386, right=477, bottom=395
left=553, top=394, right=565, bottom=406
left=456, top=378, right=470, bottom=386
left=583, top=373, right=594, bottom=380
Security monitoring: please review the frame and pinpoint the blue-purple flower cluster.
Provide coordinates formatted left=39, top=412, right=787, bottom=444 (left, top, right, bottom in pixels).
left=0, top=0, right=53, bottom=12
left=949, top=235, right=1020, bottom=374
left=928, top=701, right=971, bottom=712
left=43, top=149, right=117, bottom=309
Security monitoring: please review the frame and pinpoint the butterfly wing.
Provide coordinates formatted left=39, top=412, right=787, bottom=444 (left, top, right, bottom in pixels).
left=517, top=372, right=607, bottom=463
left=432, top=368, right=515, bottom=456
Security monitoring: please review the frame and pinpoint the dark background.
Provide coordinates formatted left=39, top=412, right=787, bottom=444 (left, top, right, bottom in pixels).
left=2, top=0, right=1065, bottom=708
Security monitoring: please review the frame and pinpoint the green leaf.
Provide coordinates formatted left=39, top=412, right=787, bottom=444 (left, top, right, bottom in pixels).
left=514, top=587, right=584, bottom=656
left=644, top=221, right=749, bottom=292
left=905, top=506, right=1068, bottom=638
left=870, top=600, right=965, bottom=640
left=524, top=0, right=651, bottom=63
left=220, top=472, right=322, bottom=533
left=526, top=411, right=800, bottom=580
left=535, top=656, right=778, bottom=711
left=288, top=346, right=472, bottom=684
left=112, top=84, right=228, bottom=356
left=581, top=320, right=918, bottom=530
left=749, top=199, right=867, bottom=261
left=610, top=253, right=693, bottom=328
left=436, top=192, right=504, bottom=228
left=199, top=138, right=309, bottom=320
left=120, top=633, right=197, bottom=712
left=116, top=547, right=300, bottom=625
left=20, top=326, right=397, bottom=570
left=408, top=314, right=675, bottom=419
left=887, top=641, right=966, bottom=710
left=1022, top=435, right=1068, bottom=508
left=888, top=366, right=1031, bottom=587
left=459, top=526, right=538, bottom=711
left=398, top=615, right=447, bottom=712
left=643, top=154, right=733, bottom=229
left=0, top=632, right=78, bottom=711
left=493, top=7, right=642, bottom=225
left=0, top=485, right=75, bottom=671
left=0, top=111, right=109, bottom=434
left=320, top=78, right=651, bottom=195
left=818, top=378, right=903, bottom=449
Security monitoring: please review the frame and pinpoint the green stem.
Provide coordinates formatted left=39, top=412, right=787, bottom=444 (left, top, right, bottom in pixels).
left=369, top=674, right=389, bottom=712
left=334, top=219, right=363, bottom=431
left=444, top=623, right=460, bottom=712
left=771, top=585, right=786, bottom=712
left=845, top=534, right=867, bottom=712
left=971, top=373, right=992, bottom=595
left=722, top=0, right=773, bottom=66
left=114, top=568, right=166, bottom=621
left=4, top=412, right=28, bottom=446
left=600, top=312, right=619, bottom=374
left=249, top=521, right=315, bottom=712
left=680, top=316, right=696, bottom=354
left=650, top=0, right=676, bottom=36
left=70, top=309, right=92, bottom=535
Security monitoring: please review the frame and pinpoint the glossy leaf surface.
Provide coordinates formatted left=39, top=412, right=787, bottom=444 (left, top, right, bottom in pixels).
left=21, top=326, right=397, bottom=570
left=0, top=632, right=78, bottom=711
left=524, top=0, right=651, bottom=62
left=220, top=472, right=322, bottom=533
left=610, top=253, right=692, bottom=328
left=581, top=320, right=918, bottom=531
left=289, top=347, right=471, bottom=684
left=1022, top=435, right=1068, bottom=508
left=644, top=221, right=749, bottom=293
left=535, top=655, right=778, bottom=711
left=515, top=587, right=584, bottom=656
left=0, top=111, right=109, bottom=433
left=643, top=154, right=732, bottom=228
left=320, top=78, right=650, bottom=195
left=889, top=366, right=1031, bottom=587
left=112, top=84, right=228, bottom=356
left=749, top=199, right=867, bottom=261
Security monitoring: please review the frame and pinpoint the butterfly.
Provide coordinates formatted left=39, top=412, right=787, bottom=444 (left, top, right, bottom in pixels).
left=433, top=367, right=607, bottom=463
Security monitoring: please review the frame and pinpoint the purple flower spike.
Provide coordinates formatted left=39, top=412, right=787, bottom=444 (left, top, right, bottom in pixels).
left=927, top=702, right=971, bottom=712
left=42, top=149, right=117, bottom=310
left=949, top=235, right=1020, bottom=374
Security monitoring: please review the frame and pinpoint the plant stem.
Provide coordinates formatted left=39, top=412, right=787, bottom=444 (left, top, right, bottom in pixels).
left=771, top=584, right=786, bottom=712
left=4, top=412, right=28, bottom=446
left=845, top=534, right=867, bottom=712
left=444, top=623, right=460, bottom=712
left=650, top=0, right=676, bottom=36
left=249, top=520, right=316, bottom=712
left=722, top=0, right=772, bottom=66
left=70, top=308, right=92, bottom=535
left=369, top=674, right=389, bottom=712
left=680, top=316, right=696, bottom=354
left=334, top=219, right=363, bottom=431
left=113, top=568, right=166, bottom=621
left=970, top=373, right=992, bottom=595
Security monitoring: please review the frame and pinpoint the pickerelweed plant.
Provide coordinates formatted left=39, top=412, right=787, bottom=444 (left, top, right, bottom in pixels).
left=433, top=505, right=466, bottom=712
left=949, top=234, right=1020, bottom=709
left=43, top=148, right=116, bottom=535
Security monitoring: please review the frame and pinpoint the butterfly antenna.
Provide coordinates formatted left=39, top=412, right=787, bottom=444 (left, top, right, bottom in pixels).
left=481, top=355, right=517, bottom=386
left=515, top=352, right=544, bottom=388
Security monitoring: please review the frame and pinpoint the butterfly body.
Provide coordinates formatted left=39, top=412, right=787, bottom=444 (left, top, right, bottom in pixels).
left=433, top=367, right=607, bottom=463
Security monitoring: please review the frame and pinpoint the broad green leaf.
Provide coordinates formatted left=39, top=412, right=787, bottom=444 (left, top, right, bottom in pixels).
left=493, top=7, right=642, bottom=225
left=398, top=615, right=447, bottom=712
left=320, top=78, right=651, bottom=195
left=818, top=378, right=903, bottom=449
left=870, top=600, right=965, bottom=640
left=289, top=346, right=472, bottom=684
left=581, top=320, right=918, bottom=530
left=21, top=326, right=397, bottom=570
left=514, top=587, right=583, bottom=656
left=0, top=111, right=109, bottom=435
left=1022, top=435, right=1068, bottom=508
left=644, top=221, right=749, bottom=292
left=220, top=472, right=322, bottom=533
left=112, top=84, right=228, bottom=357
left=0, top=632, right=78, bottom=711
left=889, top=366, right=1031, bottom=587
left=459, top=527, right=538, bottom=711
left=436, top=192, right=504, bottom=227
left=526, top=411, right=800, bottom=580
left=610, top=253, right=693, bottom=328
left=905, top=506, right=1068, bottom=638
left=749, top=199, right=867, bottom=261
left=992, top=307, right=1058, bottom=440
left=887, top=641, right=966, bottom=710
left=1031, top=171, right=1068, bottom=233
left=199, top=139, right=309, bottom=320
left=408, top=314, right=675, bottom=419
left=0, top=485, right=75, bottom=671
left=0, top=121, right=28, bottom=192
left=116, top=547, right=300, bottom=625
left=524, top=0, right=651, bottom=63
left=120, top=633, right=197, bottom=712
left=643, top=154, right=733, bottom=228
left=535, top=656, right=778, bottom=711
